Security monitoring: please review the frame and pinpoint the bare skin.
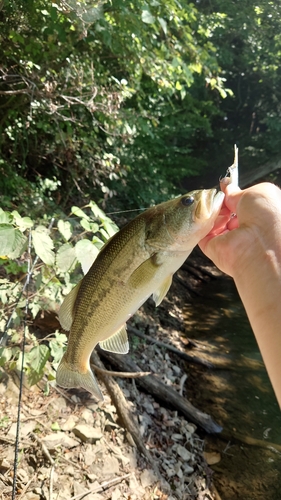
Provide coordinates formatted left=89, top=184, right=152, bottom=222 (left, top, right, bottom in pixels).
left=199, top=182, right=281, bottom=408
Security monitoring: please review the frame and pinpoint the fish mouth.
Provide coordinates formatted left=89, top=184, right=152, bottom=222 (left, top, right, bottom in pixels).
left=195, top=188, right=225, bottom=220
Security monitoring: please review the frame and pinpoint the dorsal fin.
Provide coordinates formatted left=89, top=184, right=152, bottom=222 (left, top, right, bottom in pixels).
left=58, top=281, right=82, bottom=331
left=99, top=325, right=129, bottom=354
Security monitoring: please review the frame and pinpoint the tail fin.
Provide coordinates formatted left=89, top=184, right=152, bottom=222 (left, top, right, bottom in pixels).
left=56, top=355, right=103, bottom=401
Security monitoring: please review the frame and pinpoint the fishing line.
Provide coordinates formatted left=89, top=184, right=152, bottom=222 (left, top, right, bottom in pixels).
left=11, top=229, right=32, bottom=500
left=0, top=218, right=54, bottom=498
left=105, top=207, right=147, bottom=216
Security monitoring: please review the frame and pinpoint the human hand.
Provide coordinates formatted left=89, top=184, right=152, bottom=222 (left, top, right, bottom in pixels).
left=199, top=182, right=281, bottom=278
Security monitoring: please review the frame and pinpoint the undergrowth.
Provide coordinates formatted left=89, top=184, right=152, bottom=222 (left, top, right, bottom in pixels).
left=0, top=201, right=119, bottom=390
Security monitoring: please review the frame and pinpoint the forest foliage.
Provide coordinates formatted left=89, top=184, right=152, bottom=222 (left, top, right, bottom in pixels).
left=1, top=0, right=281, bottom=381
left=1, top=0, right=281, bottom=210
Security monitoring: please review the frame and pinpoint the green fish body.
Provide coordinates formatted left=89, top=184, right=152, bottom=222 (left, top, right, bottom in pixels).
left=57, top=188, right=224, bottom=399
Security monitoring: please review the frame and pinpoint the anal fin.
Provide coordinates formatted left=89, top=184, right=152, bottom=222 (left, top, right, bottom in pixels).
left=99, top=325, right=129, bottom=354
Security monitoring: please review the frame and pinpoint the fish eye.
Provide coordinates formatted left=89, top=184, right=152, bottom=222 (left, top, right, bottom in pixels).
left=181, top=196, right=194, bottom=207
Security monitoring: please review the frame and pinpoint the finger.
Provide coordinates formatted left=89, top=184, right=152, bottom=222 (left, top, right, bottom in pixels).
left=223, top=185, right=243, bottom=213
left=209, top=213, right=231, bottom=236
left=226, top=215, right=239, bottom=230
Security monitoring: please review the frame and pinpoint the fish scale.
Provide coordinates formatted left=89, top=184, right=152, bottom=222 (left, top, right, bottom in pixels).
left=56, top=188, right=225, bottom=399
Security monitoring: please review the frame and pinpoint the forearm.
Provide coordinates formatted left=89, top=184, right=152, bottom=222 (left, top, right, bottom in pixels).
left=233, top=249, right=281, bottom=408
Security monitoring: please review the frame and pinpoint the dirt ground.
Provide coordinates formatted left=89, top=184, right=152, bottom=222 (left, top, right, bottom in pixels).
left=1, top=250, right=281, bottom=500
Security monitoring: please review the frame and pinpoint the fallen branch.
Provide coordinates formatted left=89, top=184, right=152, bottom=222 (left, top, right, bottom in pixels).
left=128, top=326, right=214, bottom=369
left=31, top=432, right=55, bottom=465
left=91, top=351, right=166, bottom=488
left=91, top=362, right=151, bottom=378
left=30, top=432, right=55, bottom=500
left=211, top=484, right=223, bottom=500
left=70, top=473, right=131, bottom=500
left=221, top=431, right=281, bottom=454
left=96, top=349, right=222, bottom=434
left=18, top=475, right=36, bottom=500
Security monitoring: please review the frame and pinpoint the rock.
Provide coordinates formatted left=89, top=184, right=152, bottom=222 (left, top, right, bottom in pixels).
left=171, top=364, right=181, bottom=375
left=87, top=474, right=98, bottom=483
left=101, top=455, right=119, bottom=476
left=129, top=474, right=145, bottom=496
left=140, top=469, right=158, bottom=488
left=0, top=459, right=10, bottom=471
left=175, top=444, right=192, bottom=461
left=127, top=449, right=138, bottom=468
left=171, top=433, right=184, bottom=441
left=71, top=395, right=81, bottom=404
left=183, top=464, right=194, bottom=474
left=84, top=446, right=98, bottom=466
left=111, top=488, right=121, bottom=500
left=64, top=465, right=75, bottom=475
left=20, top=420, right=37, bottom=437
left=185, top=423, right=196, bottom=434
left=60, top=415, right=79, bottom=431
left=174, top=462, right=183, bottom=478
left=50, top=397, right=67, bottom=412
left=73, top=481, right=89, bottom=498
left=203, top=451, right=221, bottom=465
left=73, top=424, right=103, bottom=443
left=81, top=408, right=94, bottom=425
left=25, top=493, right=41, bottom=500
left=7, top=422, right=17, bottom=439
left=0, top=372, right=20, bottom=404
left=42, top=431, right=79, bottom=450
left=85, top=401, right=99, bottom=412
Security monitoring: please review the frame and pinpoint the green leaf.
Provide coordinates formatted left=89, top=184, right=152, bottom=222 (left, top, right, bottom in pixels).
left=158, top=17, right=167, bottom=35
left=51, top=422, right=61, bottom=431
left=75, top=239, right=99, bottom=275
left=56, top=243, right=77, bottom=272
left=29, top=300, right=41, bottom=319
left=0, top=224, right=27, bottom=258
left=0, top=210, right=13, bottom=224
left=102, top=219, right=119, bottom=238
left=88, top=201, right=106, bottom=220
left=26, top=345, right=50, bottom=386
left=80, top=218, right=99, bottom=233
left=92, top=236, right=104, bottom=250
left=57, top=220, right=72, bottom=241
left=11, top=211, right=33, bottom=231
left=0, top=347, right=13, bottom=367
left=142, top=10, right=155, bottom=24
left=49, top=333, right=67, bottom=364
left=32, top=226, right=55, bottom=266
left=71, top=206, right=90, bottom=220
left=88, top=202, right=119, bottom=235
left=80, top=218, right=92, bottom=231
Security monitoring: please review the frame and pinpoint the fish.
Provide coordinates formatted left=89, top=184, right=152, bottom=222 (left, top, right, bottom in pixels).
left=56, top=188, right=224, bottom=399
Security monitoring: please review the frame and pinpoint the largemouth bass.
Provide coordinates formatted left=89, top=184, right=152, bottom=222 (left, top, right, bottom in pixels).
left=57, top=188, right=224, bottom=399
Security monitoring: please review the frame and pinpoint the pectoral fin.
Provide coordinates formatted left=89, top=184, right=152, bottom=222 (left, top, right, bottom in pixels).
left=153, top=275, right=173, bottom=306
left=128, top=254, right=160, bottom=289
left=99, top=325, right=129, bottom=354
left=59, top=281, right=82, bottom=331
